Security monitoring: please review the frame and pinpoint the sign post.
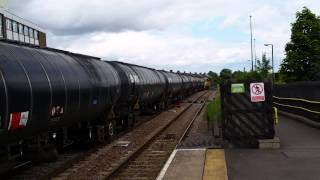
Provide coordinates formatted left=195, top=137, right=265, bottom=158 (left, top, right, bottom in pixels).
left=250, top=82, right=265, bottom=102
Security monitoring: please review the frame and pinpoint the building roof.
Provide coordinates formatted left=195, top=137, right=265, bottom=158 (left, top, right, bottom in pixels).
left=0, top=7, right=45, bottom=32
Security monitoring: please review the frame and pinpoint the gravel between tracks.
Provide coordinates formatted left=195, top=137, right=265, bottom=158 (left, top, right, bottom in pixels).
left=178, top=90, right=219, bottom=148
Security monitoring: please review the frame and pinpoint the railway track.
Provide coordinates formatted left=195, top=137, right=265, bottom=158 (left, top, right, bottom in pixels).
left=6, top=91, right=210, bottom=180
left=6, top=113, right=158, bottom=180
left=178, top=90, right=222, bottom=149
left=108, top=90, right=212, bottom=180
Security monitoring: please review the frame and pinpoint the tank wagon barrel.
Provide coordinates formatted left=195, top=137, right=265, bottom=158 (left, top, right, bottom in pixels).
left=159, top=70, right=184, bottom=103
left=109, top=61, right=167, bottom=114
left=0, top=42, right=121, bottom=143
left=0, top=42, right=121, bottom=173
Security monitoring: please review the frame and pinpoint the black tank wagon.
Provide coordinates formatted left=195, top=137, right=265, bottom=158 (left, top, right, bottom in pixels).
left=193, top=74, right=205, bottom=91
left=0, top=42, right=121, bottom=172
left=159, top=70, right=184, bottom=104
left=0, top=41, right=205, bottom=174
left=179, top=73, right=193, bottom=96
left=109, top=61, right=167, bottom=116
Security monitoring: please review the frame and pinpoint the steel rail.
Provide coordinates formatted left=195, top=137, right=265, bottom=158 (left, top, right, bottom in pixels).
left=175, top=91, right=212, bottom=149
left=105, top=90, right=209, bottom=179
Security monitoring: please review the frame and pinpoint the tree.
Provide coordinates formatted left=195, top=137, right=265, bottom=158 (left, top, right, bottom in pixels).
left=256, top=53, right=272, bottom=78
left=219, top=68, right=232, bottom=81
left=231, top=70, right=263, bottom=82
left=207, top=71, right=220, bottom=85
left=208, top=71, right=218, bottom=79
left=280, top=7, right=320, bottom=82
left=232, top=70, right=246, bottom=80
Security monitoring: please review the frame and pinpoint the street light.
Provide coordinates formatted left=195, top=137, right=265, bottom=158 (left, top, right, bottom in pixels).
left=254, top=38, right=257, bottom=70
left=250, top=16, right=254, bottom=72
left=264, top=43, right=274, bottom=82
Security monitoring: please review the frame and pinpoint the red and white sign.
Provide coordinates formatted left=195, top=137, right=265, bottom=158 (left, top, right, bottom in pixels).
left=51, top=106, right=64, bottom=117
left=250, top=82, right=265, bottom=102
left=51, top=107, right=56, bottom=116
left=8, top=111, right=29, bottom=130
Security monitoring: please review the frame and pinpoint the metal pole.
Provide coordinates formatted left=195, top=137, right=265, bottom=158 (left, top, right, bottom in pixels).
left=254, top=38, right=256, bottom=70
left=250, top=16, right=253, bottom=72
left=271, top=44, right=274, bottom=82
left=264, top=43, right=275, bottom=82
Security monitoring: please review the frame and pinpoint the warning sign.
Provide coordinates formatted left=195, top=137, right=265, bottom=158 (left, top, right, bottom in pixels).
left=250, top=82, right=265, bottom=102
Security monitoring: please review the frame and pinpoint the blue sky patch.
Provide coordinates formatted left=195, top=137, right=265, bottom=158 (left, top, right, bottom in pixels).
left=188, top=17, right=247, bottom=43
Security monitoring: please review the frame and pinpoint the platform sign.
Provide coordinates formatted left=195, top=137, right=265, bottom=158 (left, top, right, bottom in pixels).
left=250, top=82, right=265, bottom=102
left=231, top=83, right=245, bottom=93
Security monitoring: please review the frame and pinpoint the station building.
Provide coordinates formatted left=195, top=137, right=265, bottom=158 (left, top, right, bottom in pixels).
left=0, top=7, right=46, bottom=47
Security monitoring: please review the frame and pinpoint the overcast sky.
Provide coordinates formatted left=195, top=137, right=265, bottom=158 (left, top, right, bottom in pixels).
left=7, top=0, right=320, bottom=73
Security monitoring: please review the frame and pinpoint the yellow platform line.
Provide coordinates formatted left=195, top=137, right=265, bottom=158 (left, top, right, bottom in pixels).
left=203, top=149, right=228, bottom=180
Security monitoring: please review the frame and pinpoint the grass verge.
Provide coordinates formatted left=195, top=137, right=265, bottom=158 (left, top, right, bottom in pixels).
left=206, top=93, right=221, bottom=122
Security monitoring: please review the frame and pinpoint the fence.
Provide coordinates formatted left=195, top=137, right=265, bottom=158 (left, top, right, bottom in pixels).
left=220, top=81, right=275, bottom=148
left=273, top=81, right=320, bottom=121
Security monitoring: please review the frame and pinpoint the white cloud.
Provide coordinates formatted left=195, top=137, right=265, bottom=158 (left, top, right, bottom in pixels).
left=7, top=0, right=320, bottom=72
left=59, top=30, right=250, bottom=71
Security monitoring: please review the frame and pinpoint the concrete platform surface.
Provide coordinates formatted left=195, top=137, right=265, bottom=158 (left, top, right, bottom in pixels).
left=157, top=149, right=227, bottom=180
left=226, top=115, right=320, bottom=180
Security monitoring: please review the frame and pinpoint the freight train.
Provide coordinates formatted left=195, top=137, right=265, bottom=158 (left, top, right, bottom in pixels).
left=0, top=41, right=204, bottom=173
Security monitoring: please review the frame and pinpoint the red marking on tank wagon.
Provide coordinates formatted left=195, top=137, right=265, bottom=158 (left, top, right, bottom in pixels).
left=8, top=111, right=29, bottom=130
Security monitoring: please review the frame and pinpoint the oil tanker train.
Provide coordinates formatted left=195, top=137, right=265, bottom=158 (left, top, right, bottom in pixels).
left=0, top=41, right=205, bottom=173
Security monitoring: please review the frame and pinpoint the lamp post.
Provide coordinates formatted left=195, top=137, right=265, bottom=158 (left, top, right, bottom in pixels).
left=264, top=43, right=274, bottom=82
left=250, top=16, right=253, bottom=72
left=254, top=38, right=257, bottom=70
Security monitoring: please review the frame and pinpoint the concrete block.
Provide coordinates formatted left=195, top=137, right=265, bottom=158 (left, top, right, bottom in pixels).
left=272, top=142, right=280, bottom=149
left=258, top=137, right=280, bottom=149
left=259, top=142, right=273, bottom=149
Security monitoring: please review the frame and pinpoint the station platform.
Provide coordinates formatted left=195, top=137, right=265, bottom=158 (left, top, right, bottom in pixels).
left=157, top=115, right=320, bottom=180
left=226, top=115, right=320, bottom=180
left=156, top=149, right=228, bottom=180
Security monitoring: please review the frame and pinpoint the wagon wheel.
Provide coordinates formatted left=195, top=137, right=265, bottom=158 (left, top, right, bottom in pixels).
left=128, top=113, right=136, bottom=128
left=120, top=115, right=129, bottom=131
left=106, top=120, right=116, bottom=140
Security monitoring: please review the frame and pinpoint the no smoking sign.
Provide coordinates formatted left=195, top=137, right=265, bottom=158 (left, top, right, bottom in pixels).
left=250, top=82, right=265, bottom=102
